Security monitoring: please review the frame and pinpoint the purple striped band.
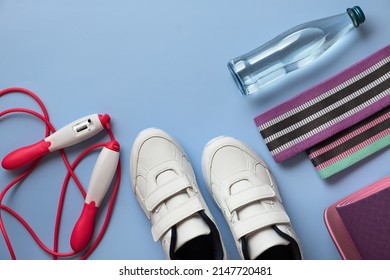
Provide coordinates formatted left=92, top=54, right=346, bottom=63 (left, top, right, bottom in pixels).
left=254, top=44, right=390, bottom=163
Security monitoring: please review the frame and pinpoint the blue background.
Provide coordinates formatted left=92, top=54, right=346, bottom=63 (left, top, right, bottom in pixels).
left=0, top=0, right=389, bottom=260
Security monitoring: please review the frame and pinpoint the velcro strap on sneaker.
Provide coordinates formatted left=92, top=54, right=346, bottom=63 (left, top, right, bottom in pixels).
left=254, top=44, right=390, bottom=163
left=226, top=185, right=275, bottom=213
left=231, top=209, right=290, bottom=240
left=145, top=174, right=192, bottom=211
left=151, top=196, right=204, bottom=241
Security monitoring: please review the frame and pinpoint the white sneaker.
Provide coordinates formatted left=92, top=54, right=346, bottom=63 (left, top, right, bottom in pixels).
left=202, top=136, right=303, bottom=260
left=130, top=128, right=226, bottom=260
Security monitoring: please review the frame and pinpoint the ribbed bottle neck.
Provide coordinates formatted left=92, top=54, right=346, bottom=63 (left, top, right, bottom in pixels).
left=347, top=6, right=365, bottom=27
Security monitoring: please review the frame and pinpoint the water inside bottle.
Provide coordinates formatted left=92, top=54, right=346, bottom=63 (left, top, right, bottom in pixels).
left=232, top=28, right=329, bottom=95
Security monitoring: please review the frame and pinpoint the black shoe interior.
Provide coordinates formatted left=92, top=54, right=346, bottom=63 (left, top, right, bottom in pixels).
left=174, top=234, right=214, bottom=260
left=242, top=225, right=302, bottom=260
left=255, top=244, right=297, bottom=260
left=169, top=211, right=224, bottom=260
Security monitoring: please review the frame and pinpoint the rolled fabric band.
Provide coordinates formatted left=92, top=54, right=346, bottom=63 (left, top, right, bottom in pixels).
left=307, top=106, right=390, bottom=179
left=254, top=44, right=390, bottom=163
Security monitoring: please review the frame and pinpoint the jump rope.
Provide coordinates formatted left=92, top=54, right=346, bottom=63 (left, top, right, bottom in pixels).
left=0, top=87, right=121, bottom=260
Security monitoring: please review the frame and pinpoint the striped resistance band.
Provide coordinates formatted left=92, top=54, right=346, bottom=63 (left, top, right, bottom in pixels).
left=254, top=44, right=390, bottom=165
left=307, top=106, right=390, bottom=179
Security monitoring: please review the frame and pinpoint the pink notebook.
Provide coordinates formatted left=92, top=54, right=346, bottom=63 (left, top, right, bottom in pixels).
left=324, top=175, right=390, bottom=260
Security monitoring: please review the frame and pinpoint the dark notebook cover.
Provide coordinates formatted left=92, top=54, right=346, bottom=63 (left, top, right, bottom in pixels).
left=336, top=185, right=390, bottom=260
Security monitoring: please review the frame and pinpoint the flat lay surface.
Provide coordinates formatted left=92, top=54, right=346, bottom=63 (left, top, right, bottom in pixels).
left=0, top=0, right=389, bottom=260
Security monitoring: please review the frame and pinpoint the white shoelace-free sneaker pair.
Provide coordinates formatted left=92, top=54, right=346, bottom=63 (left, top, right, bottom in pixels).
left=130, top=128, right=303, bottom=260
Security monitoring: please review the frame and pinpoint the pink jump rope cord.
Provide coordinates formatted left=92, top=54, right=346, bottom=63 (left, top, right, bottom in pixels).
left=0, top=87, right=121, bottom=260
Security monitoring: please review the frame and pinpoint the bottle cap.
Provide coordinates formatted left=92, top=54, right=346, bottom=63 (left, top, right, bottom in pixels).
left=347, top=6, right=365, bottom=27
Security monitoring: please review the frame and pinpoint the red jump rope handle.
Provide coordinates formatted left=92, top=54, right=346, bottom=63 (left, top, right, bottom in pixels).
left=1, top=140, right=51, bottom=170
left=69, top=141, right=120, bottom=252
left=70, top=202, right=98, bottom=252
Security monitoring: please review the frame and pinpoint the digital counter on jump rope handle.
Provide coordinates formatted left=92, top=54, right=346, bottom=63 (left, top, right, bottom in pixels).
left=1, top=113, right=111, bottom=170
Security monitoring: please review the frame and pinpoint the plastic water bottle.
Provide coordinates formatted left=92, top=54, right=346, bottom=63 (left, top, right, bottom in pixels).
left=228, top=6, right=366, bottom=95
